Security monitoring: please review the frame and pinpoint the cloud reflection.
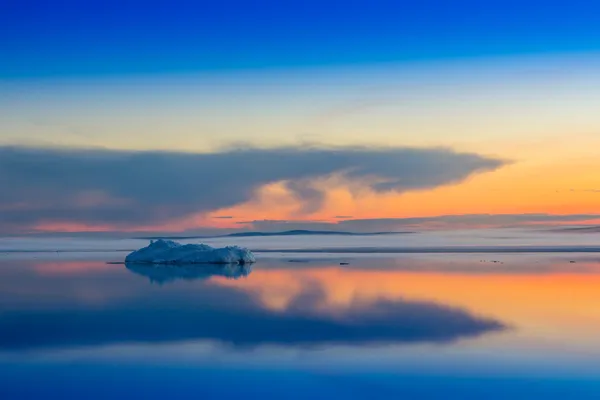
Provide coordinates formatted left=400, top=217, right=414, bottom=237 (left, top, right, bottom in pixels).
left=0, top=271, right=505, bottom=350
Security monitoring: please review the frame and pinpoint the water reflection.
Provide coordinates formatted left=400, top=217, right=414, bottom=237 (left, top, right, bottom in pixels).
left=4, top=254, right=600, bottom=398
left=125, top=262, right=252, bottom=284
left=0, top=259, right=505, bottom=351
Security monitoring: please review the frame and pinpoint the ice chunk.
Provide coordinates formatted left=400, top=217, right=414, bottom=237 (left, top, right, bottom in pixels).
left=124, top=239, right=256, bottom=264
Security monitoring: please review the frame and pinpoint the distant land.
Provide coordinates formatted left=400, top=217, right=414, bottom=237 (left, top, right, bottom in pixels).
left=137, top=230, right=415, bottom=240
left=551, top=226, right=600, bottom=233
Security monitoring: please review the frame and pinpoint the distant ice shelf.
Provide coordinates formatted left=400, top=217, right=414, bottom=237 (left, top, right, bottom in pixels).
left=124, top=239, right=256, bottom=264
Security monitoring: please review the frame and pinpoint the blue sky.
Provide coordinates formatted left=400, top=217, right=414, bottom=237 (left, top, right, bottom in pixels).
left=2, top=0, right=600, bottom=234
left=3, top=0, right=600, bottom=78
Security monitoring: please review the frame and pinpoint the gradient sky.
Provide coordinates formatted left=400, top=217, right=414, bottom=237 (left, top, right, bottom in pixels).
left=2, top=0, right=600, bottom=234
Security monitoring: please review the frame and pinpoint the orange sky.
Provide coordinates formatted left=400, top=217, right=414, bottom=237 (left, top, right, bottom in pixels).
left=5, top=55, right=600, bottom=234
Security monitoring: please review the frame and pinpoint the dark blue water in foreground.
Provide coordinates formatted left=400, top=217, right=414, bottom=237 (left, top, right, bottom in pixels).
left=2, top=251, right=600, bottom=399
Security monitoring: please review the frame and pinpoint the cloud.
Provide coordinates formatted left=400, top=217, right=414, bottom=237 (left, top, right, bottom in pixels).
left=569, top=189, right=600, bottom=193
left=0, top=145, right=504, bottom=233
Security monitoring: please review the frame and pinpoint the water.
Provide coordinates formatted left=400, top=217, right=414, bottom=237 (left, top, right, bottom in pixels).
left=2, top=231, right=600, bottom=398
left=2, top=228, right=600, bottom=254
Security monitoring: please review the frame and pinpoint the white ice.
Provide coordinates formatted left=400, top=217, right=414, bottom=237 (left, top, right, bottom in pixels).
left=124, top=239, right=256, bottom=264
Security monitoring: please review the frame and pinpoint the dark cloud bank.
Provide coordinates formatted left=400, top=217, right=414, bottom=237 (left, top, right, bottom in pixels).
left=0, top=145, right=505, bottom=233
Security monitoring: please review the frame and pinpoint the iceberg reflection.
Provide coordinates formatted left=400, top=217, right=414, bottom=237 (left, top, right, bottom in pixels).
left=125, top=262, right=252, bottom=284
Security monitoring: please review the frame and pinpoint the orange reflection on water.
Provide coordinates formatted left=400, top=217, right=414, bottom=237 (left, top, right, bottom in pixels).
left=32, top=261, right=116, bottom=275
left=214, top=260, right=600, bottom=348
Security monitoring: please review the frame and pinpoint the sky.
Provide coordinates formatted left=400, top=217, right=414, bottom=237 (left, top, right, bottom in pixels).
left=1, top=0, right=600, bottom=235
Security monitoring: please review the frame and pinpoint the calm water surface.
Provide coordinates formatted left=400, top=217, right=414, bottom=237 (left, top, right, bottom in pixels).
left=2, top=248, right=600, bottom=398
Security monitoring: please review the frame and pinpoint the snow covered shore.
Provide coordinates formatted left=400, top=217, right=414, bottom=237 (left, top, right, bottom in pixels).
left=125, top=239, right=256, bottom=264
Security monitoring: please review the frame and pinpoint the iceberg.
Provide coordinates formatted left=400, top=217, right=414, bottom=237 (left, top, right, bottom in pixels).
left=124, top=239, right=256, bottom=265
